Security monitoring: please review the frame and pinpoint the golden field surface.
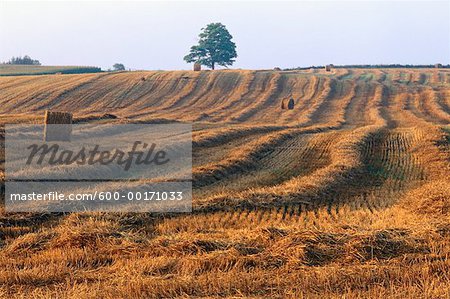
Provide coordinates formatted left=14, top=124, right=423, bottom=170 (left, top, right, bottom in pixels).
left=0, top=68, right=449, bottom=298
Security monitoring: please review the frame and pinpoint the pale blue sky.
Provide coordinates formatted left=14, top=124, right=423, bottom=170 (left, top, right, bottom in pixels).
left=1, top=1, right=449, bottom=70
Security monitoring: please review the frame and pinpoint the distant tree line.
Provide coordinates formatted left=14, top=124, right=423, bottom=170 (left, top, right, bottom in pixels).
left=4, top=55, right=41, bottom=65
left=286, top=64, right=450, bottom=70
left=0, top=66, right=102, bottom=77
left=54, top=67, right=102, bottom=74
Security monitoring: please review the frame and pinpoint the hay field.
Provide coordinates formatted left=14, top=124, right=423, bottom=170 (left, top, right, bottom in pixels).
left=0, top=68, right=449, bottom=298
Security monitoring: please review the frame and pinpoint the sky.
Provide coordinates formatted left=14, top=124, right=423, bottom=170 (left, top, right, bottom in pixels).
left=1, top=1, right=449, bottom=70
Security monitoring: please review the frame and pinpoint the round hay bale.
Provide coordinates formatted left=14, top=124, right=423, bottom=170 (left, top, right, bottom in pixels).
left=287, top=98, right=295, bottom=110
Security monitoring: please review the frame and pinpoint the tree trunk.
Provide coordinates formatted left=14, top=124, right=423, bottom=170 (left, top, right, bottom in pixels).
left=211, top=62, right=215, bottom=70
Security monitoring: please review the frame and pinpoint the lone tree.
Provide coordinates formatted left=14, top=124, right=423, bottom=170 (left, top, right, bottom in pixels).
left=184, top=23, right=237, bottom=70
left=113, top=63, right=125, bottom=71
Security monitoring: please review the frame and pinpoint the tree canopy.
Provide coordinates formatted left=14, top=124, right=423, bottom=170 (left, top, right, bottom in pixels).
left=113, top=63, right=125, bottom=71
left=184, top=23, right=237, bottom=70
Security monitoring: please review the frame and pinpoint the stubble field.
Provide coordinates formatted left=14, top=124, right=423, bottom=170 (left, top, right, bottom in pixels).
left=0, top=68, right=449, bottom=298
